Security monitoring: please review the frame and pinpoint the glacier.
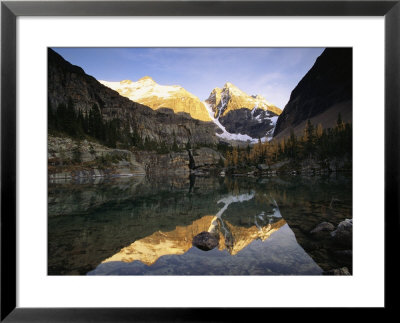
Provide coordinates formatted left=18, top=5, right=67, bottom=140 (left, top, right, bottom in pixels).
left=202, top=101, right=274, bottom=143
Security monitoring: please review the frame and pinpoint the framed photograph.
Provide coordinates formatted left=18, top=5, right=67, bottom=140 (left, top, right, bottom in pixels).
left=1, top=0, right=398, bottom=320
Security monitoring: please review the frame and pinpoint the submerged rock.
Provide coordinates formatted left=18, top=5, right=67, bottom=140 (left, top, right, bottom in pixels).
left=333, top=249, right=352, bottom=258
left=269, top=160, right=290, bottom=171
left=192, top=231, right=219, bottom=251
left=322, top=267, right=351, bottom=275
left=331, top=219, right=352, bottom=247
left=257, top=164, right=269, bottom=171
left=191, top=169, right=210, bottom=176
left=310, top=222, right=335, bottom=235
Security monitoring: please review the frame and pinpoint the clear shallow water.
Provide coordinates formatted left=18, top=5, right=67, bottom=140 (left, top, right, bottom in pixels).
left=48, top=174, right=352, bottom=275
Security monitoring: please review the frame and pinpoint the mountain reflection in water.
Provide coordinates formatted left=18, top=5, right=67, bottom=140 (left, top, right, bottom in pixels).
left=98, top=193, right=284, bottom=264
left=48, top=175, right=352, bottom=275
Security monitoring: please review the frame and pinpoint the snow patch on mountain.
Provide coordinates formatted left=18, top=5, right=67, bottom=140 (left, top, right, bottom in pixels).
left=251, top=104, right=258, bottom=117
left=205, top=82, right=282, bottom=142
left=100, top=77, right=195, bottom=101
left=208, top=192, right=255, bottom=232
left=203, top=102, right=264, bottom=143
left=270, top=116, right=279, bottom=125
left=101, top=76, right=279, bottom=142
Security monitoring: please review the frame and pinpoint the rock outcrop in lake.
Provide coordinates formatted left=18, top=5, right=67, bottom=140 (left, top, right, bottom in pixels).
left=322, top=267, right=351, bottom=275
left=192, top=231, right=220, bottom=251
left=331, top=218, right=353, bottom=247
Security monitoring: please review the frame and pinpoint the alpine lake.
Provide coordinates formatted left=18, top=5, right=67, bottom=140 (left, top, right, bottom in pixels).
left=48, top=173, right=352, bottom=275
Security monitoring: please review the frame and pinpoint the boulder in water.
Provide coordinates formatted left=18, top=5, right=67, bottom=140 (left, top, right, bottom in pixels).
left=192, top=231, right=219, bottom=251
left=331, top=219, right=352, bottom=247
left=322, top=267, right=351, bottom=275
left=311, top=222, right=335, bottom=234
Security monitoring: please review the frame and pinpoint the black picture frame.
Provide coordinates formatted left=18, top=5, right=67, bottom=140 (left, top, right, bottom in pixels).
left=1, top=0, right=398, bottom=321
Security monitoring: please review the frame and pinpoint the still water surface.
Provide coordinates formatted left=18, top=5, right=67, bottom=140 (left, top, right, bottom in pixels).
left=48, top=174, right=352, bottom=275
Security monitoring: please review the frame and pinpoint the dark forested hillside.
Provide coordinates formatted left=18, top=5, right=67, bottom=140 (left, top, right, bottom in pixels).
left=273, top=48, right=352, bottom=137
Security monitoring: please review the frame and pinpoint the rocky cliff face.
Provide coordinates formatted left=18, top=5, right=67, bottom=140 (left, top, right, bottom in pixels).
left=100, top=77, right=212, bottom=122
left=99, top=77, right=283, bottom=141
left=48, top=135, right=224, bottom=180
left=206, top=83, right=281, bottom=118
left=190, top=147, right=223, bottom=169
left=218, top=108, right=279, bottom=139
left=48, top=135, right=146, bottom=179
left=134, top=147, right=224, bottom=178
left=273, top=48, right=352, bottom=137
left=134, top=150, right=191, bottom=176
left=205, top=82, right=281, bottom=139
left=48, top=49, right=218, bottom=147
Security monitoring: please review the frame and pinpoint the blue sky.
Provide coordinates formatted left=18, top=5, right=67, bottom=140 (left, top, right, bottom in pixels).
left=52, top=47, right=324, bottom=109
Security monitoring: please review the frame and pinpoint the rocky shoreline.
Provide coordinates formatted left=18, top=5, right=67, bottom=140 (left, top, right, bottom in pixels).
left=227, top=158, right=352, bottom=178
left=49, top=135, right=351, bottom=182
left=48, top=135, right=225, bottom=181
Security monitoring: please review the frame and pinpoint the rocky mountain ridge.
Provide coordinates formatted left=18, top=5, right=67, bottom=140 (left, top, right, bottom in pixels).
left=206, top=82, right=281, bottom=118
left=99, top=77, right=212, bottom=122
left=48, top=48, right=218, bottom=148
left=98, top=76, right=282, bottom=141
left=205, top=82, right=282, bottom=140
left=49, top=47, right=352, bottom=147
left=273, top=48, right=352, bottom=137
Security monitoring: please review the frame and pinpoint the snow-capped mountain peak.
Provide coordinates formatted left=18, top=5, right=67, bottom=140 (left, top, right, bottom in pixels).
left=137, top=75, right=155, bottom=82
left=100, top=76, right=282, bottom=142
left=206, top=82, right=281, bottom=118
left=205, top=82, right=282, bottom=141
left=99, top=77, right=212, bottom=121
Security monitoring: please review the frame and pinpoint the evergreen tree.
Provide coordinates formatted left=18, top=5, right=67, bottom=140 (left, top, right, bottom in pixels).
left=336, top=113, right=345, bottom=131
left=232, top=146, right=239, bottom=167
left=225, top=151, right=232, bottom=168
left=304, top=120, right=316, bottom=159
left=48, top=99, right=55, bottom=131
left=316, top=123, right=323, bottom=137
